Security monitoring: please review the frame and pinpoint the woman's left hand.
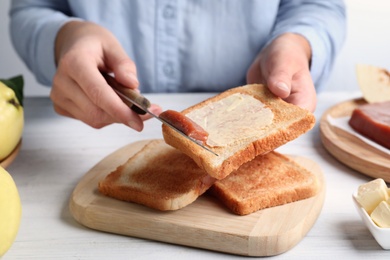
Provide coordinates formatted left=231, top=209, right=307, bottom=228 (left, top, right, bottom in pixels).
left=247, top=33, right=316, bottom=112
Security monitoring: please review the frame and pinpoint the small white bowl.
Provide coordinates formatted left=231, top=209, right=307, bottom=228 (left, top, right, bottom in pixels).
left=352, top=192, right=390, bottom=250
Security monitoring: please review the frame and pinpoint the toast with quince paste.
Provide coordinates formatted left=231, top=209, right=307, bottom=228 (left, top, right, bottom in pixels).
left=98, top=139, right=215, bottom=211
left=162, top=84, right=315, bottom=180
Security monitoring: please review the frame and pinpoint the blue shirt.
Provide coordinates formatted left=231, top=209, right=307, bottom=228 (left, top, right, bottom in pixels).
left=9, top=0, right=346, bottom=93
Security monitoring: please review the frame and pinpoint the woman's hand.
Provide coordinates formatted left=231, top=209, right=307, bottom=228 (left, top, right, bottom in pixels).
left=247, top=33, right=316, bottom=112
left=51, top=21, right=161, bottom=130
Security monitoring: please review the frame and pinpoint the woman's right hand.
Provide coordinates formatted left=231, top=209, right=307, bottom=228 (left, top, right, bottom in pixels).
left=51, top=21, right=161, bottom=130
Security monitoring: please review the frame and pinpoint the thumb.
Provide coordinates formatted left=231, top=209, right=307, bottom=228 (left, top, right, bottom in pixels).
left=104, top=42, right=139, bottom=89
left=266, top=69, right=292, bottom=99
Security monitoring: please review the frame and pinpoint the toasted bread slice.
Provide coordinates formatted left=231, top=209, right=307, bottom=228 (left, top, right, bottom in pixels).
left=162, top=84, right=315, bottom=180
left=98, top=139, right=215, bottom=211
left=210, top=151, right=319, bottom=215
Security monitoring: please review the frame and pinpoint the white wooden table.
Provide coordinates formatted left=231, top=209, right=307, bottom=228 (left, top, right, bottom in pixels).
left=4, top=91, right=390, bottom=259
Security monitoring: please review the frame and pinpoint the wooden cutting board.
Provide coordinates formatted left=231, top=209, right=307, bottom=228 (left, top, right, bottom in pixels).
left=320, top=98, right=390, bottom=182
left=69, top=140, right=325, bottom=256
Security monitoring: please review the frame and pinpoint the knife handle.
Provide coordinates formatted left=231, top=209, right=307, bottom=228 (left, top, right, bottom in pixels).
left=102, top=73, right=150, bottom=115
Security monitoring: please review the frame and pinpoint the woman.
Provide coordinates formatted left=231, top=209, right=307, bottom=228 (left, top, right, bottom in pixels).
left=9, top=0, right=346, bottom=130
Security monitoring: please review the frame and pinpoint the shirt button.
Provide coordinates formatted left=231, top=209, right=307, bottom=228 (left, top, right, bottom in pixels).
left=163, top=62, right=174, bottom=77
left=163, top=5, right=176, bottom=19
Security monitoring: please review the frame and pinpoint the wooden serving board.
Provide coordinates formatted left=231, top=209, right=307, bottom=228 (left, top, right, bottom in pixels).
left=69, top=140, right=325, bottom=256
left=0, top=139, right=22, bottom=169
left=320, top=98, right=390, bottom=182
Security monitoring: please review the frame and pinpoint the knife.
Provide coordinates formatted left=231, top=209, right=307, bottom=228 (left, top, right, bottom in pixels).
left=103, top=73, right=218, bottom=156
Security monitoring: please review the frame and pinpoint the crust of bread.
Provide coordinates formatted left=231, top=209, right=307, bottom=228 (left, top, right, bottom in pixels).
left=162, top=84, right=315, bottom=180
left=98, top=139, right=215, bottom=211
left=209, top=151, right=319, bottom=215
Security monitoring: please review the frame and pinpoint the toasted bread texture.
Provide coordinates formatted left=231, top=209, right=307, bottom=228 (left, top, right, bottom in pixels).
left=162, top=84, right=315, bottom=180
left=98, top=139, right=215, bottom=211
left=210, top=151, right=319, bottom=215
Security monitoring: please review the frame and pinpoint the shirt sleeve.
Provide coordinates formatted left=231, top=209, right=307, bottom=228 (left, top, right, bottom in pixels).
left=269, top=0, right=346, bottom=90
left=9, top=0, right=79, bottom=86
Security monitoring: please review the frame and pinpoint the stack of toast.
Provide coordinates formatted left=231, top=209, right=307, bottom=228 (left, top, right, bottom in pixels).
left=98, top=84, right=318, bottom=215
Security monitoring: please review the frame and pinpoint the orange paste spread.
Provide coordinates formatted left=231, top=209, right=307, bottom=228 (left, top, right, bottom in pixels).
left=186, top=93, right=274, bottom=147
left=159, top=110, right=209, bottom=143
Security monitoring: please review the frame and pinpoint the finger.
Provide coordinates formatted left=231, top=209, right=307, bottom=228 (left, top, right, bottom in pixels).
left=284, top=90, right=316, bottom=112
left=284, top=71, right=316, bottom=112
left=51, top=74, right=82, bottom=120
left=246, top=55, right=266, bottom=85
left=66, top=56, right=144, bottom=131
left=139, top=104, right=163, bottom=121
left=149, top=104, right=163, bottom=116
left=264, top=34, right=312, bottom=100
left=52, top=102, right=74, bottom=119
left=51, top=74, right=117, bottom=128
left=104, top=42, right=139, bottom=89
left=266, top=64, right=294, bottom=99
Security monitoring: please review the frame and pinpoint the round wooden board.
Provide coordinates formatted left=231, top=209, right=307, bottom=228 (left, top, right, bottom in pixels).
left=69, top=139, right=325, bottom=256
left=320, top=98, right=390, bottom=182
left=0, top=139, right=22, bottom=169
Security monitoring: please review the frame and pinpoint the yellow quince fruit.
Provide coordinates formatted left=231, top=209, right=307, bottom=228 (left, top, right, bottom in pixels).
left=0, top=79, right=24, bottom=161
left=0, top=166, right=22, bottom=256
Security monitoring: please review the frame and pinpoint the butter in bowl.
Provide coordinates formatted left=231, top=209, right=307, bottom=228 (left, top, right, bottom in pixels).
left=352, top=178, right=390, bottom=249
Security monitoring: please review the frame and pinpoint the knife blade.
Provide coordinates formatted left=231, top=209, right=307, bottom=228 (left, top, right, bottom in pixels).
left=103, top=73, right=218, bottom=156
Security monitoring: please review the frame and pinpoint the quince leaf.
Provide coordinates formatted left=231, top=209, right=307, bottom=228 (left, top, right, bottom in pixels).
left=0, top=75, right=24, bottom=106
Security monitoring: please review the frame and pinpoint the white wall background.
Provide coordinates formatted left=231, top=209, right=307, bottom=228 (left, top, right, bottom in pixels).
left=1, top=0, right=390, bottom=97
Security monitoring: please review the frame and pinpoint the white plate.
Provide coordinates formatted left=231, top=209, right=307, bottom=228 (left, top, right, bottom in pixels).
left=352, top=192, right=390, bottom=250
